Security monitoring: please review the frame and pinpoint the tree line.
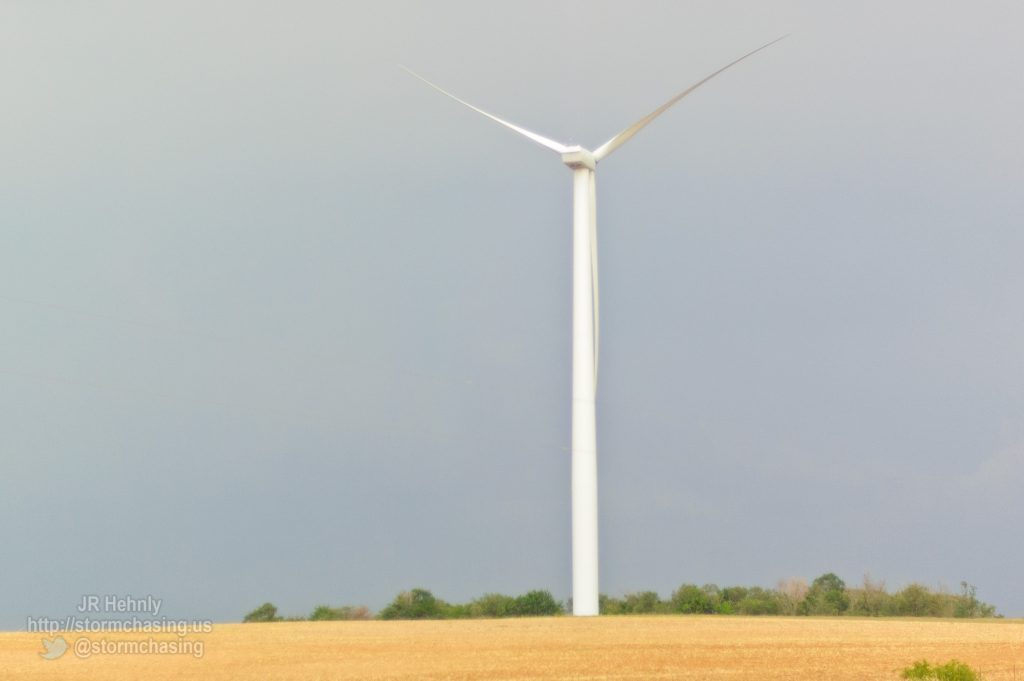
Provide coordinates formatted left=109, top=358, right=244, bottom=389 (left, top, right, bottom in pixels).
left=242, top=574, right=998, bottom=622
left=243, top=588, right=560, bottom=622
left=601, top=575, right=998, bottom=617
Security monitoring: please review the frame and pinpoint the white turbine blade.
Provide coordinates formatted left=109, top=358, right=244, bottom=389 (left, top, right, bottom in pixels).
left=591, top=35, right=789, bottom=162
left=401, top=66, right=568, bottom=154
left=589, top=170, right=599, bottom=388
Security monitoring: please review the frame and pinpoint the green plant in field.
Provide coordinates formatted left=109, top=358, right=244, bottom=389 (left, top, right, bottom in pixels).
left=901, top=659, right=980, bottom=681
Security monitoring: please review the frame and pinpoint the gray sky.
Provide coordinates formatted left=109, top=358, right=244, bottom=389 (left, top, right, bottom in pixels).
left=2, top=1, right=1023, bottom=628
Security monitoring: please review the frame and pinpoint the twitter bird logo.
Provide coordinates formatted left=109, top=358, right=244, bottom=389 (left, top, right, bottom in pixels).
left=39, top=636, right=68, bottom=660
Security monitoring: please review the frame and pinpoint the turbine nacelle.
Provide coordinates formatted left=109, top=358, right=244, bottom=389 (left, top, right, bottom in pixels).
left=561, top=146, right=597, bottom=171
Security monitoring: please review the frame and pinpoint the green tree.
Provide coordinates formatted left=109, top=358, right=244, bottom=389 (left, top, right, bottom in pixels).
left=952, top=582, right=996, bottom=618
left=701, top=584, right=722, bottom=612
left=378, top=588, right=444, bottom=620
left=776, top=577, right=809, bottom=615
left=512, top=590, right=562, bottom=616
left=737, top=587, right=782, bottom=615
left=800, top=573, right=850, bottom=615
left=440, top=601, right=471, bottom=618
left=623, top=591, right=662, bottom=614
left=847, top=574, right=891, bottom=616
left=671, top=584, right=715, bottom=614
left=600, top=594, right=625, bottom=615
left=894, top=584, right=941, bottom=617
left=469, top=593, right=517, bottom=618
left=720, top=586, right=749, bottom=607
left=243, top=602, right=281, bottom=623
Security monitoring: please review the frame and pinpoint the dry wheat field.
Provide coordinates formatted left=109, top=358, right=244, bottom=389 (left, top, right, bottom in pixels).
left=2, top=616, right=1023, bottom=681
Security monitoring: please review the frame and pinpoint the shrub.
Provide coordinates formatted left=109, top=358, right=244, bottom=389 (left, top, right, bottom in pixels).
left=902, top=660, right=980, bottom=681
left=309, top=605, right=371, bottom=621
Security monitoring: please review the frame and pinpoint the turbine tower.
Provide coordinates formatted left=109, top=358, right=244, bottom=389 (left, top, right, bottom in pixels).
left=404, top=37, right=786, bottom=616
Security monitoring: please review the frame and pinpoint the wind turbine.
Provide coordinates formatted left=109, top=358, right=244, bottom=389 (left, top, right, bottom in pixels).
left=404, top=37, right=786, bottom=616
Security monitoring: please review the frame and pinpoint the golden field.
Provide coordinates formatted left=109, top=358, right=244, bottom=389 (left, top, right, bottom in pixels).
left=3, top=616, right=1023, bottom=681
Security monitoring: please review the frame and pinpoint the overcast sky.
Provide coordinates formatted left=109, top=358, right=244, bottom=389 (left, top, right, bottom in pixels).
left=3, top=1, right=1023, bottom=628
